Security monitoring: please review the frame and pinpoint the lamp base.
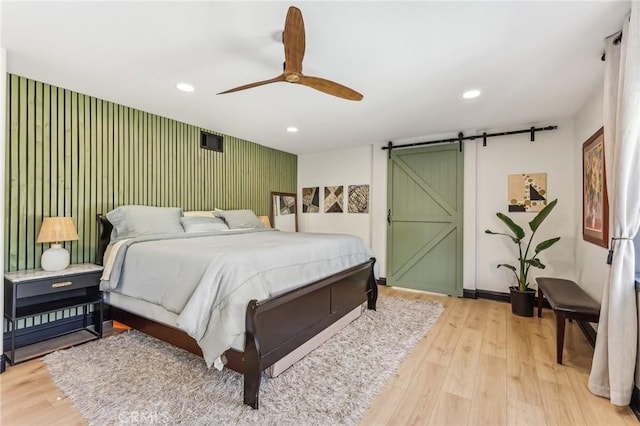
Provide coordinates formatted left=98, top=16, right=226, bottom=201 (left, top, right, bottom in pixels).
left=41, top=244, right=70, bottom=271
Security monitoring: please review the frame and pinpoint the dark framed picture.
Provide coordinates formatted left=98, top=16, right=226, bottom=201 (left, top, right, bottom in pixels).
left=583, top=127, right=608, bottom=247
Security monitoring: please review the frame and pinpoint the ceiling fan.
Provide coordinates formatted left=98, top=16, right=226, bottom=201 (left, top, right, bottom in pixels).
left=217, top=6, right=363, bottom=101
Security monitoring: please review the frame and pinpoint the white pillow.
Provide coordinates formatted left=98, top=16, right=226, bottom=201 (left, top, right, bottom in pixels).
left=181, top=216, right=229, bottom=233
left=183, top=210, right=216, bottom=218
left=106, top=205, right=184, bottom=241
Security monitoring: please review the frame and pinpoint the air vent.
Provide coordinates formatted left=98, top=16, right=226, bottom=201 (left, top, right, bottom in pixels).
left=200, top=131, right=223, bottom=152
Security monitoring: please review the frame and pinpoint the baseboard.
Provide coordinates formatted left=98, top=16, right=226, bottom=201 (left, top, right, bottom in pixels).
left=377, top=277, right=387, bottom=286
left=469, top=289, right=512, bottom=303
left=465, top=289, right=551, bottom=309
left=631, top=386, right=640, bottom=422
left=463, top=289, right=477, bottom=299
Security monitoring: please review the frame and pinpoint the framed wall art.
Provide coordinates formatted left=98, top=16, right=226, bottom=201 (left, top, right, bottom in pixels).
left=348, top=184, right=369, bottom=213
left=582, top=127, right=609, bottom=248
left=324, top=186, right=344, bottom=213
left=508, top=173, right=548, bottom=212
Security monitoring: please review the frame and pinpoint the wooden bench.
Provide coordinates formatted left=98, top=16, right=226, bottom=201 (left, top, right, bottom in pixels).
left=535, top=277, right=600, bottom=364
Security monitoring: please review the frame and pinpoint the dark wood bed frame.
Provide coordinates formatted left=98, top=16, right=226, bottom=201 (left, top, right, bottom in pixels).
left=97, top=215, right=377, bottom=409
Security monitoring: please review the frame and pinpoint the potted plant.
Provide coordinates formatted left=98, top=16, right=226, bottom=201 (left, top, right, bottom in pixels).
left=485, top=199, right=561, bottom=317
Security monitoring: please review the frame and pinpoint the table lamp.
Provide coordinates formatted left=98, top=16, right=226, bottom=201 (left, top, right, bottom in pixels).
left=36, top=217, right=79, bottom=271
left=259, top=216, right=271, bottom=228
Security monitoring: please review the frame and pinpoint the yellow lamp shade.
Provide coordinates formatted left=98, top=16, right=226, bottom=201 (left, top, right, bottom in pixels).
left=36, top=217, right=79, bottom=244
left=36, top=217, right=78, bottom=271
left=259, top=215, right=271, bottom=228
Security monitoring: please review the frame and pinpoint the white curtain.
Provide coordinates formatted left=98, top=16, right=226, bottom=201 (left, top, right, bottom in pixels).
left=589, top=3, right=640, bottom=406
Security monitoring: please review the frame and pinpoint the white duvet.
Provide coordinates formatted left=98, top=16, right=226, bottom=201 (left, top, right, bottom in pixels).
left=100, top=229, right=374, bottom=368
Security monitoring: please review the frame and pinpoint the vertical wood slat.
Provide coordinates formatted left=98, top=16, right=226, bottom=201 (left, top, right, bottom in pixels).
left=18, top=77, right=27, bottom=270
left=4, top=73, right=296, bottom=271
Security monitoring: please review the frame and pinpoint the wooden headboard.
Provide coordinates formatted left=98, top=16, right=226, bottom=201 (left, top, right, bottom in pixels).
left=96, top=214, right=113, bottom=266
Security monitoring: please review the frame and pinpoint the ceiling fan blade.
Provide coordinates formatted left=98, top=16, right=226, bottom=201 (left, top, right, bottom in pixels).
left=298, top=76, right=364, bottom=101
left=217, top=75, right=286, bottom=95
left=283, top=6, right=305, bottom=74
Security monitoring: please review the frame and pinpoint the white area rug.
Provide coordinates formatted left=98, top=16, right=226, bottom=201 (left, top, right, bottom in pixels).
left=44, top=295, right=443, bottom=425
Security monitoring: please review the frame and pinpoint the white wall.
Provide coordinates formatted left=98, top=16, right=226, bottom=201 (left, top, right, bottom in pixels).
left=573, top=86, right=608, bottom=302
left=304, top=121, right=576, bottom=293
left=297, top=145, right=373, bottom=246
left=474, top=120, right=576, bottom=292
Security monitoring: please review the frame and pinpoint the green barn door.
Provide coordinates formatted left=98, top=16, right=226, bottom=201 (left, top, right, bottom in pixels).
left=387, top=144, right=463, bottom=296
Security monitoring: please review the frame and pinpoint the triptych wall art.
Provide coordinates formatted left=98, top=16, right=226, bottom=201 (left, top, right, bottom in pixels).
left=302, top=185, right=370, bottom=214
left=302, top=187, right=320, bottom=213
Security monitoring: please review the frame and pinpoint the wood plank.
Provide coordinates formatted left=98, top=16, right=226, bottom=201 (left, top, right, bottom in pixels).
left=392, top=361, right=448, bottom=425
left=388, top=297, right=453, bottom=389
left=49, top=85, right=57, bottom=218
left=43, top=84, right=52, bottom=219
left=507, top=399, right=548, bottom=426
left=481, top=301, right=507, bottom=358
left=527, top=318, right=571, bottom=386
left=565, top=367, right=633, bottom=426
left=358, top=384, right=406, bottom=426
left=26, top=79, right=36, bottom=269
left=506, top=313, right=544, bottom=407
left=8, top=75, right=20, bottom=270
left=468, top=353, right=507, bottom=425
left=425, top=297, right=470, bottom=366
left=538, top=379, right=588, bottom=426
left=18, top=77, right=28, bottom=271
left=463, top=294, right=489, bottom=332
left=34, top=81, right=44, bottom=266
left=76, top=94, right=85, bottom=263
left=426, top=391, right=471, bottom=426
left=441, top=326, right=482, bottom=398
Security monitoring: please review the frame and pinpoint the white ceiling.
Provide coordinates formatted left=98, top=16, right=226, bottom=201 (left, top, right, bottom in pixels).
left=1, top=1, right=630, bottom=155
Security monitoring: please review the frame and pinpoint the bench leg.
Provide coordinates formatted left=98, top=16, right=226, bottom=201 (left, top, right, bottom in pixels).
left=556, top=312, right=566, bottom=364
left=537, top=287, right=544, bottom=318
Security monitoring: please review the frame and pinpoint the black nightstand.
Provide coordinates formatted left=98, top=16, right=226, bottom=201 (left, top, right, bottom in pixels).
left=3, top=263, right=104, bottom=365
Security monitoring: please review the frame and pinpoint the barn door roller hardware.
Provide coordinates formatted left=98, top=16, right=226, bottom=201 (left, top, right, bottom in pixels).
left=383, top=125, right=558, bottom=157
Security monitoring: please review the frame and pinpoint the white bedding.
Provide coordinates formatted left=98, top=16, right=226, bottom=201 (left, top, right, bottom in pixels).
left=101, top=229, right=374, bottom=368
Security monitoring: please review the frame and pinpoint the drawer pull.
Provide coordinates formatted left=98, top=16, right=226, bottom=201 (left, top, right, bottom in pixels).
left=51, top=281, right=73, bottom=288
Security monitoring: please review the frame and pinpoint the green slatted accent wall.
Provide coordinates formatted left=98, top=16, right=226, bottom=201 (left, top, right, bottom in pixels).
left=4, top=74, right=297, bottom=272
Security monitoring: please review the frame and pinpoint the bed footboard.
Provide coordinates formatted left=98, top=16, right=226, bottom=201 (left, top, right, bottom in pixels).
left=243, top=258, right=376, bottom=409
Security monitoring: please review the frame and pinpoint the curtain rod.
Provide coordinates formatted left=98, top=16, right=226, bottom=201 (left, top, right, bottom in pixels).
left=382, top=125, right=558, bottom=157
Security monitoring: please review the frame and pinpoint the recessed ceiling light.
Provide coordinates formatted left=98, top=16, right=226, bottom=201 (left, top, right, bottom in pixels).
left=286, top=127, right=298, bottom=133
left=462, top=89, right=481, bottom=99
left=176, top=83, right=195, bottom=93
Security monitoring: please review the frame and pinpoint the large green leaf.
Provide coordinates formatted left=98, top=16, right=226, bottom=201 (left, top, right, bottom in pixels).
left=497, top=263, right=517, bottom=271
left=496, top=213, right=525, bottom=240
left=485, top=229, right=520, bottom=244
left=529, top=199, right=558, bottom=232
left=535, top=237, right=561, bottom=253
left=525, top=258, right=546, bottom=269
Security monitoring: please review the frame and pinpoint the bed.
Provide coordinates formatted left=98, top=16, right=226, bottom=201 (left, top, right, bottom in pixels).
left=96, top=207, right=377, bottom=409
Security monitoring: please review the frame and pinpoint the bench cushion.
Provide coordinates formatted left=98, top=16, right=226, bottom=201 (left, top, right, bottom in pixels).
left=536, top=277, right=600, bottom=316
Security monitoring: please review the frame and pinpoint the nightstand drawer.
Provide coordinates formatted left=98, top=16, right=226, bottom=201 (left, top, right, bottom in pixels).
left=16, top=272, right=100, bottom=299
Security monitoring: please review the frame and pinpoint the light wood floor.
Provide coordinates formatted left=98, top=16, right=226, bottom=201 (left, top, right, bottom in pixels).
left=0, top=286, right=637, bottom=425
